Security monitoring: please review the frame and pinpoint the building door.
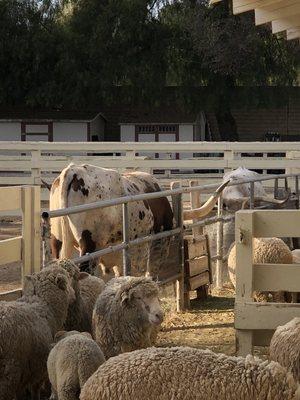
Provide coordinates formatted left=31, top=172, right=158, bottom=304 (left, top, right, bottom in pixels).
left=135, top=124, right=179, bottom=159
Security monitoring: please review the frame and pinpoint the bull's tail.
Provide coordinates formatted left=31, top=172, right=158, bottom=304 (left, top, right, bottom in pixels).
left=59, top=165, right=76, bottom=259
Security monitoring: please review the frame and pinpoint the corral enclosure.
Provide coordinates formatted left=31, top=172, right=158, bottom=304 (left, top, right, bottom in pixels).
left=1, top=140, right=300, bottom=361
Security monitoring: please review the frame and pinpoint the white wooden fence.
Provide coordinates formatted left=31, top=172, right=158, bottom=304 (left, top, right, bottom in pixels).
left=235, top=209, right=300, bottom=356
left=1, top=141, right=300, bottom=201
left=0, top=186, right=40, bottom=300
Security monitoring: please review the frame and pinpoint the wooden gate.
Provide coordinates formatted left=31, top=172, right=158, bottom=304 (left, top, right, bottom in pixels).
left=0, top=186, right=41, bottom=300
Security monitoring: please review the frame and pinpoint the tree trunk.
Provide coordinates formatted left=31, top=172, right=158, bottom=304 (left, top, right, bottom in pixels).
left=215, top=108, right=238, bottom=141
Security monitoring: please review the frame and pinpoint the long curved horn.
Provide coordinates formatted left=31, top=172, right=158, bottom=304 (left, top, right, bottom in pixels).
left=257, top=193, right=290, bottom=205
left=183, top=179, right=230, bottom=220
left=233, top=193, right=290, bottom=209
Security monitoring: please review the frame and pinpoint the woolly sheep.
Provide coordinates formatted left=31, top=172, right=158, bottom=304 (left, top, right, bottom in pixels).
left=47, top=330, right=105, bottom=400
left=228, top=237, right=293, bottom=301
left=270, top=318, right=300, bottom=382
left=47, top=259, right=105, bottom=333
left=0, top=264, right=77, bottom=400
left=80, top=346, right=300, bottom=400
left=92, top=276, right=164, bottom=358
left=292, top=249, right=300, bottom=263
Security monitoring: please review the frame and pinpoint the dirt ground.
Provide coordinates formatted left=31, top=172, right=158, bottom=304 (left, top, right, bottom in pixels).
left=0, top=217, right=268, bottom=360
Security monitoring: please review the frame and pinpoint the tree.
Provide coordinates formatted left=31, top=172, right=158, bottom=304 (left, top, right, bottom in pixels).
left=161, top=0, right=300, bottom=140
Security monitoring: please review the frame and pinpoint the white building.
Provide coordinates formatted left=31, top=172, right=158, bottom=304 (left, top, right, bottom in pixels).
left=0, top=109, right=106, bottom=142
left=119, top=111, right=209, bottom=159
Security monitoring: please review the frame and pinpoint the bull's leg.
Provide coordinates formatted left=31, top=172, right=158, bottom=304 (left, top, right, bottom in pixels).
left=79, top=230, right=96, bottom=274
left=50, top=234, right=62, bottom=259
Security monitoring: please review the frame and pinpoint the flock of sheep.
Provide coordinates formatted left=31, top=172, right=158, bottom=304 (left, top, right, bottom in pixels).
left=1, top=252, right=300, bottom=399
left=3, top=165, right=300, bottom=399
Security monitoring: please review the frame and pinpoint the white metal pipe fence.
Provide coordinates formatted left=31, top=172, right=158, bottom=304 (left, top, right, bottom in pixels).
left=42, top=171, right=300, bottom=305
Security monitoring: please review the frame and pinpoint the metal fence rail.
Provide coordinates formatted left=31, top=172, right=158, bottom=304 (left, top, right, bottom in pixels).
left=42, top=171, right=300, bottom=308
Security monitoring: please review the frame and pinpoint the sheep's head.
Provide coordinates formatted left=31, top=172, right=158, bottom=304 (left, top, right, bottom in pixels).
left=46, top=259, right=89, bottom=294
left=54, top=330, right=92, bottom=342
left=119, top=277, right=164, bottom=326
left=23, top=266, right=76, bottom=304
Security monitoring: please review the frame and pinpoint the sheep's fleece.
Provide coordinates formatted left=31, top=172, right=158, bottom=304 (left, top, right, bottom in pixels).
left=228, top=237, right=292, bottom=301
left=47, top=330, right=105, bottom=400
left=270, top=317, right=300, bottom=382
left=47, top=259, right=105, bottom=332
left=80, top=347, right=300, bottom=400
left=92, top=276, right=163, bottom=358
left=0, top=265, right=76, bottom=400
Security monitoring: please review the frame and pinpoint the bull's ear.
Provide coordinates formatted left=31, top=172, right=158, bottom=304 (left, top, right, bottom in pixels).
left=120, top=291, right=130, bottom=306
left=78, top=272, right=89, bottom=280
left=23, top=275, right=35, bottom=296
left=55, top=274, right=67, bottom=290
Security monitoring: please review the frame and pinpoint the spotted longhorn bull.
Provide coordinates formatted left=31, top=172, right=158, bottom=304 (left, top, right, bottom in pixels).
left=48, top=164, right=226, bottom=279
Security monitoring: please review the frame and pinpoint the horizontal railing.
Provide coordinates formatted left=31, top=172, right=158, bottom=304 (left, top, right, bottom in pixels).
left=1, top=142, right=300, bottom=198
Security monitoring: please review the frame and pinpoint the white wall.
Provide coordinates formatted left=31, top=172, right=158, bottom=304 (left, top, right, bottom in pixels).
left=179, top=124, right=194, bottom=159
left=0, top=122, right=20, bottom=141
left=26, top=124, right=48, bottom=133
left=120, top=124, right=135, bottom=141
left=53, top=122, right=87, bottom=141
left=90, top=115, right=105, bottom=141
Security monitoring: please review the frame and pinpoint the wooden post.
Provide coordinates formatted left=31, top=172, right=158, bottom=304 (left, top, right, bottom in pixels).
left=189, top=180, right=206, bottom=300
left=274, top=178, right=279, bottom=199
left=235, top=211, right=254, bottom=356
left=122, top=203, right=131, bottom=276
left=216, top=195, right=223, bottom=289
left=171, top=181, right=185, bottom=311
left=295, top=176, right=299, bottom=209
left=223, top=150, right=234, bottom=173
left=21, top=186, right=41, bottom=279
left=249, top=182, right=254, bottom=209
left=31, top=186, right=41, bottom=273
left=21, top=187, right=32, bottom=278
left=41, top=211, right=51, bottom=267
left=31, top=150, right=41, bottom=185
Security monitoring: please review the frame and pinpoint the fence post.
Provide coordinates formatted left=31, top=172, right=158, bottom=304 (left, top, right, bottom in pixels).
left=41, top=211, right=52, bottom=267
left=31, top=150, right=41, bottom=185
left=21, top=186, right=41, bottom=280
left=274, top=178, right=279, bottom=199
left=122, top=203, right=131, bottom=276
left=249, top=182, right=254, bottom=209
left=295, top=176, right=299, bottom=209
left=223, top=150, right=234, bottom=173
left=235, top=211, right=254, bottom=356
left=216, top=195, right=223, bottom=289
left=171, top=181, right=185, bottom=312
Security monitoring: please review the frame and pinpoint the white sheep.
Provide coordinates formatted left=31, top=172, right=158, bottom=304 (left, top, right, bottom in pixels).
left=228, top=237, right=293, bottom=301
left=270, top=318, right=300, bottom=382
left=47, top=330, right=105, bottom=400
left=0, top=264, right=78, bottom=400
left=47, top=259, right=105, bottom=333
left=292, top=249, right=300, bottom=263
left=80, top=346, right=300, bottom=400
left=92, top=276, right=164, bottom=359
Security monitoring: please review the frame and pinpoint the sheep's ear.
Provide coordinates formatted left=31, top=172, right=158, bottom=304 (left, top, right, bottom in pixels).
left=81, top=332, right=92, bottom=338
left=23, top=275, right=35, bottom=295
left=54, top=330, right=67, bottom=341
left=78, top=272, right=89, bottom=280
left=55, top=274, right=67, bottom=290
